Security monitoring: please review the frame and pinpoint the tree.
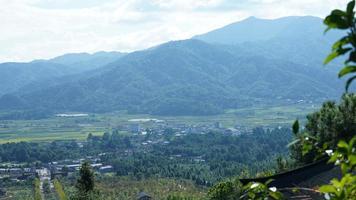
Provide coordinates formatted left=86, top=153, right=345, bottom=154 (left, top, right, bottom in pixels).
left=102, top=132, right=110, bottom=142
left=33, top=178, right=42, bottom=200
left=208, top=179, right=241, bottom=200
left=87, top=133, right=93, bottom=141
left=54, top=179, right=67, bottom=200
left=290, top=94, right=356, bottom=164
left=76, top=162, right=95, bottom=193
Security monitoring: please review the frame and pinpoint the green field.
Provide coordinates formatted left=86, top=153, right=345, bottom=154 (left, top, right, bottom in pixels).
left=0, top=104, right=318, bottom=144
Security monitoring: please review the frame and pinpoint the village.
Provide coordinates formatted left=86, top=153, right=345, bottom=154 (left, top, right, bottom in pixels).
left=0, top=119, right=257, bottom=181
left=0, top=118, right=282, bottom=200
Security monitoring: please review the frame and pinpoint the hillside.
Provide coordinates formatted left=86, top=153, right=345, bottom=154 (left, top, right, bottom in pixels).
left=0, top=51, right=125, bottom=96
left=0, top=16, right=345, bottom=115
left=0, top=62, right=74, bottom=96
left=0, top=40, right=341, bottom=115
left=194, top=16, right=343, bottom=67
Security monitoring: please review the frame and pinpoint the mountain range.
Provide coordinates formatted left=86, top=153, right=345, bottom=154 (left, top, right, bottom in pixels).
left=0, top=16, right=348, bottom=117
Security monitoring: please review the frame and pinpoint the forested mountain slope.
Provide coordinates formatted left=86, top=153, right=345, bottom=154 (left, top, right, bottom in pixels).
left=0, top=39, right=342, bottom=115
left=0, top=51, right=125, bottom=96
left=0, top=16, right=345, bottom=115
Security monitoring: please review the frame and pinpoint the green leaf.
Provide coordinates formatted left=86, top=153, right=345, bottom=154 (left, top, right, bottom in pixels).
left=302, top=143, right=313, bottom=156
left=331, top=9, right=348, bottom=16
left=345, top=75, right=356, bottom=92
left=287, top=139, right=300, bottom=147
left=347, top=0, right=355, bottom=15
left=349, top=137, right=356, bottom=148
left=338, top=140, right=349, bottom=149
left=341, top=163, right=348, bottom=174
left=269, top=191, right=283, bottom=200
left=349, top=154, right=356, bottom=166
left=324, top=10, right=349, bottom=29
left=346, top=51, right=356, bottom=63
left=319, top=185, right=337, bottom=193
left=265, top=179, right=274, bottom=185
left=324, top=52, right=339, bottom=65
left=292, top=120, right=299, bottom=135
left=332, top=36, right=350, bottom=50
left=324, top=48, right=352, bottom=64
left=339, top=66, right=356, bottom=77
left=324, top=26, right=332, bottom=33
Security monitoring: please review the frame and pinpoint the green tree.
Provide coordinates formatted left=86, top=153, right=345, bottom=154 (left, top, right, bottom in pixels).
left=76, top=162, right=95, bottom=193
left=290, top=94, right=356, bottom=164
left=54, top=179, right=67, bottom=200
left=33, top=178, right=42, bottom=200
left=208, top=179, right=242, bottom=200
left=102, top=132, right=110, bottom=142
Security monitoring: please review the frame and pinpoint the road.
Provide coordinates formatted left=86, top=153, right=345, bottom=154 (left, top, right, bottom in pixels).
left=36, top=168, right=53, bottom=200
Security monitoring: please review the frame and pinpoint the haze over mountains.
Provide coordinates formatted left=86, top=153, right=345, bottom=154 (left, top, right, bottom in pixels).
left=0, top=16, right=347, bottom=116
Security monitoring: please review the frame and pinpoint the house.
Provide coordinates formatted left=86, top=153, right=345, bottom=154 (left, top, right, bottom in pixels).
left=0, top=168, right=7, bottom=175
left=214, top=122, right=222, bottom=129
left=99, top=165, right=113, bottom=173
left=130, top=124, right=141, bottom=133
left=137, top=192, right=152, bottom=200
left=9, top=168, right=22, bottom=177
left=90, top=163, right=103, bottom=169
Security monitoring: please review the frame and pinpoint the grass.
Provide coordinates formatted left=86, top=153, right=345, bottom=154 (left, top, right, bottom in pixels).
left=0, top=104, right=318, bottom=143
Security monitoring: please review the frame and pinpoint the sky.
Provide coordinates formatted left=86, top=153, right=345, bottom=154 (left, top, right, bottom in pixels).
left=0, top=0, right=347, bottom=62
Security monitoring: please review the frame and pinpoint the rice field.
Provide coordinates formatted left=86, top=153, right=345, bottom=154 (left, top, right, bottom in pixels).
left=0, top=103, right=318, bottom=143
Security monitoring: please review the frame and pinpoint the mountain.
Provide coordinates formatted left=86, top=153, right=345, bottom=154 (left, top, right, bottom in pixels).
left=194, top=16, right=343, bottom=67
left=1, top=39, right=342, bottom=115
left=194, top=16, right=340, bottom=45
left=47, top=51, right=126, bottom=71
left=0, top=62, right=74, bottom=96
left=0, top=16, right=347, bottom=116
left=0, top=51, right=125, bottom=96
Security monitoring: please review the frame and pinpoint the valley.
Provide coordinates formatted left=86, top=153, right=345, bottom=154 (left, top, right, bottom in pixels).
left=0, top=103, right=316, bottom=144
left=0, top=6, right=355, bottom=199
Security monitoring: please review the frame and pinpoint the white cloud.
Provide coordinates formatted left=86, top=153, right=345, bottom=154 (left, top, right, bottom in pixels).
left=0, top=0, right=348, bottom=62
left=150, top=0, right=224, bottom=10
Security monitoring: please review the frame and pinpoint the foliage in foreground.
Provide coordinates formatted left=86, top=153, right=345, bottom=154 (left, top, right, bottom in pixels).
left=207, top=136, right=356, bottom=200
left=207, top=178, right=283, bottom=200
left=319, top=137, right=356, bottom=200
left=33, top=178, right=42, bottom=200
left=324, top=0, right=356, bottom=91
left=54, top=179, right=67, bottom=200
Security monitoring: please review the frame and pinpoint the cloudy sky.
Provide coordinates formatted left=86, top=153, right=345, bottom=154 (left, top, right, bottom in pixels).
left=0, top=0, right=347, bottom=62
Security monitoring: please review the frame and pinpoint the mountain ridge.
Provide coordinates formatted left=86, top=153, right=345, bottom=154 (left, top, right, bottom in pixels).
left=0, top=16, right=346, bottom=116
